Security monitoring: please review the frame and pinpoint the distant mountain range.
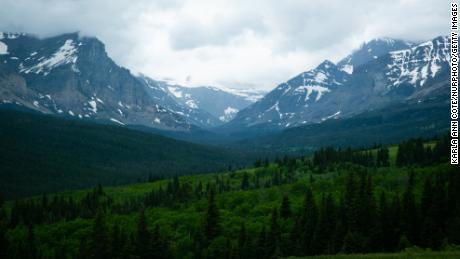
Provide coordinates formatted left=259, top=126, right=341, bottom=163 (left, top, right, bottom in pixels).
left=0, top=32, right=451, bottom=149
left=0, top=32, right=262, bottom=131
left=223, top=36, right=450, bottom=135
left=139, top=75, right=265, bottom=127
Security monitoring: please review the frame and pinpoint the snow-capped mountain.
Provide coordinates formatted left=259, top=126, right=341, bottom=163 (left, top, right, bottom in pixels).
left=137, top=75, right=223, bottom=128
left=0, top=32, right=199, bottom=131
left=154, top=79, right=265, bottom=122
left=337, top=38, right=415, bottom=74
left=224, top=36, right=450, bottom=132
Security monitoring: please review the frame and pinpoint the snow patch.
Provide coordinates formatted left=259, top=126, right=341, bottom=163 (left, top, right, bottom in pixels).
left=110, top=118, right=125, bottom=125
left=168, top=87, right=183, bottom=98
left=88, top=100, right=97, bottom=113
left=185, top=100, right=198, bottom=109
left=314, top=72, right=327, bottom=82
left=341, top=64, right=353, bottom=74
left=295, top=85, right=330, bottom=101
left=321, top=111, right=341, bottom=121
left=20, top=39, right=78, bottom=75
left=224, top=106, right=238, bottom=115
left=0, top=41, right=8, bottom=55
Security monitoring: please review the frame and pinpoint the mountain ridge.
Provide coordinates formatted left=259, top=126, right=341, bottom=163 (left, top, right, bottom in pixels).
left=222, top=35, right=450, bottom=134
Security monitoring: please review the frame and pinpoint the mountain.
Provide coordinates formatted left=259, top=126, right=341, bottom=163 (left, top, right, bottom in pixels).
left=223, top=36, right=450, bottom=134
left=337, top=38, right=415, bottom=74
left=241, top=95, right=449, bottom=154
left=0, top=32, right=198, bottom=131
left=155, top=79, right=265, bottom=122
left=137, top=75, right=224, bottom=128
left=0, top=108, right=251, bottom=198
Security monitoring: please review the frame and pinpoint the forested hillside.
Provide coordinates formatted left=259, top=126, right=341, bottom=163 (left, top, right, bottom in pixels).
left=0, top=108, right=250, bottom=198
left=0, top=136, right=458, bottom=258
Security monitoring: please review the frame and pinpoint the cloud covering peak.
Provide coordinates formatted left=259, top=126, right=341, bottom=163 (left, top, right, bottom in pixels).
left=0, top=0, right=448, bottom=90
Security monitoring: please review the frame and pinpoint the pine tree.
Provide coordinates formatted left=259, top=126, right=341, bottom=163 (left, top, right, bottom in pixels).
left=151, top=224, right=169, bottom=259
left=204, top=187, right=220, bottom=242
left=280, top=195, right=291, bottom=219
left=109, top=223, right=124, bottom=259
left=241, top=172, right=250, bottom=190
left=237, top=223, right=248, bottom=259
left=90, top=209, right=109, bottom=259
left=0, top=225, right=7, bottom=259
left=289, top=215, right=303, bottom=256
left=312, top=193, right=336, bottom=254
left=378, top=191, right=391, bottom=252
left=24, top=224, right=37, bottom=259
left=136, top=209, right=151, bottom=259
left=0, top=192, right=4, bottom=209
left=300, top=188, right=317, bottom=255
left=401, top=171, right=419, bottom=246
left=256, top=226, right=268, bottom=259
left=268, top=208, right=281, bottom=257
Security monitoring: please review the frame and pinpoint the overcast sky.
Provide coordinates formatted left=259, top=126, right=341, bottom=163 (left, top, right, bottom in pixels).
left=0, top=0, right=449, bottom=90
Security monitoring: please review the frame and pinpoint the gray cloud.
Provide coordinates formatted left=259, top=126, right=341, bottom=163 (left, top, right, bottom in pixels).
left=169, top=14, right=266, bottom=50
left=0, top=0, right=450, bottom=90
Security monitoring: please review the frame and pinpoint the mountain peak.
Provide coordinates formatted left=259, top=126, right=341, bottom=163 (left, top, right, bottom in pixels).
left=338, top=37, right=414, bottom=74
left=317, top=60, right=336, bottom=70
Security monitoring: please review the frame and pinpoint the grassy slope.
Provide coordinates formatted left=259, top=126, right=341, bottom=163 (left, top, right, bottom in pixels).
left=0, top=108, right=251, bottom=198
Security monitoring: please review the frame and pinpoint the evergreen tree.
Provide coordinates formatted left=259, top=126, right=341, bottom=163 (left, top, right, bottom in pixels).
left=90, top=209, right=109, bottom=259
left=204, top=188, right=220, bottom=242
left=312, top=194, right=336, bottom=254
left=136, top=209, right=151, bottom=259
left=268, top=208, right=281, bottom=257
left=401, top=171, right=419, bottom=245
left=151, top=224, right=169, bottom=259
left=237, top=223, right=248, bottom=259
left=25, top=224, right=37, bottom=259
left=289, top=215, right=303, bottom=256
left=256, top=226, right=268, bottom=259
left=300, top=188, right=317, bottom=255
left=280, top=195, right=291, bottom=219
left=241, top=172, right=250, bottom=190
left=109, top=223, right=124, bottom=259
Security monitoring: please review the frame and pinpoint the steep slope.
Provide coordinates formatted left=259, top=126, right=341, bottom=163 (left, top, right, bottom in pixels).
left=224, top=60, right=350, bottom=131
left=224, top=36, right=450, bottom=134
left=241, top=93, right=449, bottom=154
left=0, top=32, right=191, bottom=131
left=0, top=108, right=250, bottom=198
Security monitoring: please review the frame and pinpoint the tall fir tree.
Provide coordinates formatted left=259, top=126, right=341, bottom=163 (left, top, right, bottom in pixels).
left=136, top=209, right=152, bottom=259
left=204, top=187, right=220, bottom=242
left=280, top=195, right=291, bottom=219
left=300, top=188, right=317, bottom=255
left=268, top=208, right=281, bottom=257
left=90, top=209, right=110, bottom=259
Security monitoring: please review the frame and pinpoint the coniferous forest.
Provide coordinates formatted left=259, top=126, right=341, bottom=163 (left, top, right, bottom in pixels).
left=0, top=136, right=459, bottom=258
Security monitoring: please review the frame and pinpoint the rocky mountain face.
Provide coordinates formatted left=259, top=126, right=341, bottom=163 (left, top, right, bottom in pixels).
left=0, top=32, right=450, bottom=137
left=0, top=32, right=194, bottom=131
left=337, top=38, right=415, bottom=74
left=0, top=32, right=263, bottom=130
left=224, top=36, right=450, bottom=133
